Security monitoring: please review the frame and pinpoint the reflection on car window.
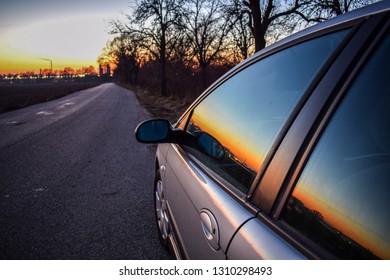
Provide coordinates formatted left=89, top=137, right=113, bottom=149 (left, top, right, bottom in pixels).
left=283, top=32, right=390, bottom=259
left=184, top=30, right=348, bottom=193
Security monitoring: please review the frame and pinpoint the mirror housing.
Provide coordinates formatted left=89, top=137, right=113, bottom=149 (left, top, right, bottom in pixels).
left=135, top=119, right=182, bottom=144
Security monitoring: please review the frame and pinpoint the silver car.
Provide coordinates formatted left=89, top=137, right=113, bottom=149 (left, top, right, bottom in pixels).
left=135, top=1, right=390, bottom=260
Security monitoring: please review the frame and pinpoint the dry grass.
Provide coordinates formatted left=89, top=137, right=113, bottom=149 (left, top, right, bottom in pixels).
left=125, top=85, right=194, bottom=123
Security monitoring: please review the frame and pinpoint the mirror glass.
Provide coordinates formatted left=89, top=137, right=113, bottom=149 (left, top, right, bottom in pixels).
left=136, top=119, right=170, bottom=143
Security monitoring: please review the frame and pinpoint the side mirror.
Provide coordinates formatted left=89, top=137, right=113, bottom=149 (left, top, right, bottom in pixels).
left=135, top=119, right=170, bottom=143
left=135, top=119, right=182, bottom=143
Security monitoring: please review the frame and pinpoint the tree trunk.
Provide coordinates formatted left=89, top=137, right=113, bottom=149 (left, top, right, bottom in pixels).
left=246, top=0, right=267, bottom=52
left=200, top=63, right=208, bottom=90
left=251, top=0, right=263, bottom=52
left=160, top=59, right=167, bottom=97
left=160, top=27, right=168, bottom=96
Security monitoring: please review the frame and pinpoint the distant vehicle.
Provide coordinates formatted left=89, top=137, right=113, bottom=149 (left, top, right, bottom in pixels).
left=135, top=1, right=390, bottom=259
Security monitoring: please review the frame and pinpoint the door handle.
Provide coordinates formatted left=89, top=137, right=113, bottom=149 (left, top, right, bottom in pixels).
left=200, top=209, right=220, bottom=250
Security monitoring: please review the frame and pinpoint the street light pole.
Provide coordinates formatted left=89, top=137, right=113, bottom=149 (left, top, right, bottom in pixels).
left=40, top=58, right=53, bottom=75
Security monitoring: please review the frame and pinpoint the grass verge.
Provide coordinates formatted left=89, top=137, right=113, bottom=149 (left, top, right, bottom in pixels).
left=122, top=84, right=194, bottom=123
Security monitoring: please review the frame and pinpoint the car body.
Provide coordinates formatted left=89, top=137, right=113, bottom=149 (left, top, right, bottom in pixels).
left=135, top=1, right=390, bottom=260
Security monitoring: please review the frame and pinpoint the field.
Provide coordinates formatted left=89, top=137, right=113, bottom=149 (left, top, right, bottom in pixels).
left=0, top=82, right=103, bottom=113
left=0, top=82, right=192, bottom=122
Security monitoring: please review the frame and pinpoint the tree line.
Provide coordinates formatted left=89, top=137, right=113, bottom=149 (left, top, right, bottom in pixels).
left=98, top=0, right=376, bottom=99
left=1, top=65, right=97, bottom=79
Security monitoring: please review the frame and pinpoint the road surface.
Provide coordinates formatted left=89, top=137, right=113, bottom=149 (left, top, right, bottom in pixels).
left=0, top=83, right=171, bottom=259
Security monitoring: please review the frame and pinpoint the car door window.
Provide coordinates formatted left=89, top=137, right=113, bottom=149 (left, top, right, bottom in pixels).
left=283, top=31, right=390, bottom=259
left=183, top=30, right=348, bottom=194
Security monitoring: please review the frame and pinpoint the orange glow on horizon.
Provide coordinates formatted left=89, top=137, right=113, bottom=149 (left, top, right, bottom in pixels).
left=294, top=185, right=390, bottom=259
left=0, top=57, right=99, bottom=76
left=192, top=113, right=264, bottom=174
left=0, top=14, right=115, bottom=75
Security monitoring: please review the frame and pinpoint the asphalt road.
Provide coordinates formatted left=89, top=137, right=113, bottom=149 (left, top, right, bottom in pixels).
left=0, top=83, right=171, bottom=260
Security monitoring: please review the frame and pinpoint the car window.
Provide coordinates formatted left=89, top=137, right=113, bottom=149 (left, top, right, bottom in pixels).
left=283, top=31, right=390, bottom=259
left=183, top=30, right=348, bottom=194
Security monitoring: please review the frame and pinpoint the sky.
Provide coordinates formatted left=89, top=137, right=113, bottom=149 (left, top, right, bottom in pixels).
left=0, top=0, right=133, bottom=74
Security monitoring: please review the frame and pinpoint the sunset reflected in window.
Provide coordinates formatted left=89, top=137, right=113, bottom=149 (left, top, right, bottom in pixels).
left=284, top=32, right=390, bottom=259
left=184, top=30, right=348, bottom=193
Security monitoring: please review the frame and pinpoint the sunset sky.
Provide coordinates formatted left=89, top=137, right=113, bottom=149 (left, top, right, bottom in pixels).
left=0, top=0, right=132, bottom=75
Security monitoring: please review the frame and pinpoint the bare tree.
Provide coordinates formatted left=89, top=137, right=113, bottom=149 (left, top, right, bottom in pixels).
left=183, top=0, right=232, bottom=88
left=236, top=0, right=315, bottom=52
left=224, top=0, right=255, bottom=62
left=229, top=0, right=375, bottom=53
left=302, top=0, right=378, bottom=22
left=97, top=42, right=116, bottom=69
left=114, top=34, right=143, bottom=85
left=111, top=0, right=185, bottom=96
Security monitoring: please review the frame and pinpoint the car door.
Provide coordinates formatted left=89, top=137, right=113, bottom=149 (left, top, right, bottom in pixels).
left=228, top=10, right=389, bottom=259
left=161, top=27, right=353, bottom=259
